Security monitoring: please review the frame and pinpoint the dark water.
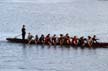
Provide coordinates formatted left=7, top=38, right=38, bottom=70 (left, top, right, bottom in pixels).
left=1, top=0, right=108, bottom=71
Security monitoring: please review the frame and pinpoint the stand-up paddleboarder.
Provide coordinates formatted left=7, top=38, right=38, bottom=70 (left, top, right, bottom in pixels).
left=21, top=25, right=26, bottom=40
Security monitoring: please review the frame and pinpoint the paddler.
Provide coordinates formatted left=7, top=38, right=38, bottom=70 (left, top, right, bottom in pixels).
left=45, top=34, right=51, bottom=45
left=72, top=36, right=78, bottom=46
left=64, top=33, right=70, bottom=45
left=87, top=36, right=93, bottom=47
left=35, top=35, right=39, bottom=44
left=27, top=32, right=34, bottom=44
left=39, top=34, right=45, bottom=44
left=59, top=34, right=64, bottom=46
left=78, top=36, right=85, bottom=46
left=92, top=35, right=97, bottom=43
left=52, top=34, right=56, bottom=45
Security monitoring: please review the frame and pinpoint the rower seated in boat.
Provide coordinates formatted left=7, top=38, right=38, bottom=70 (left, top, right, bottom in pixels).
left=27, top=33, right=34, bottom=44
left=39, top=34, right=45, bottom=44
left=52, top=34, right=56, bottom=45
left=45, top=34, right=51, bottom=45
left=64, top=33, right=70, bottom=45
left=35, top=35, right=39, bottom=44
left=87, top=36, right=93, bottom=47
left=92, top=35, right=98, bottom=43
left=72, top=36, right=78, bottom=46
left=58, top=34, right=64, bottom=46
left=78, top=36, right=85, bottom=46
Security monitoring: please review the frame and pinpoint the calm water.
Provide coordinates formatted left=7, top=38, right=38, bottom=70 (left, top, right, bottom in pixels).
left=0, top=0, right=108, bottom=71
left=1, top=41, right=108, bottom=71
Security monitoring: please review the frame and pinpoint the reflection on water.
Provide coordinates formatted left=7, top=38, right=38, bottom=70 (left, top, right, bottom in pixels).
left=0, top=41, right=108, bottom=71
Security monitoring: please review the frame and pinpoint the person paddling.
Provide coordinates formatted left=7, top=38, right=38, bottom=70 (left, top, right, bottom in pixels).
left=52, top=34, right=56, bottom=45
left=78, top=36, right=85, bottom=46
left=72, top=36, right=78, bottom=46
left=27, top=33, right=34, bottom=44
left=59, top=34, right=64, bottom=46
left=92, top=35, right=97, bottom=43
left=87, top=36, right=93, bottom=47
left=39, top=34, right=45, bottom=44
left=65, top=33, right=70, bottom=45
left=45, top=34, right=51, bottom=45
left=35, top=35, right=39, bottom=44
left=21, top=25, right=26, bottom=40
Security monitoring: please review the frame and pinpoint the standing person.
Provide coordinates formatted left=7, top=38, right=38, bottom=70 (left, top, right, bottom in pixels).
left=21, top=25, right=26, bottom=40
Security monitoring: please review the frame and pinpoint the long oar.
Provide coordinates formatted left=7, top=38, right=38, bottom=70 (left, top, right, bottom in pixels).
left=14, top=34, right=22, bottom=38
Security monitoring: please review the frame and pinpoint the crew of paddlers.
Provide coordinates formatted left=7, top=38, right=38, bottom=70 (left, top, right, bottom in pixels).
left=27, top=33, right=97, bottom=47
left=21, top=25, right=98, bottom=47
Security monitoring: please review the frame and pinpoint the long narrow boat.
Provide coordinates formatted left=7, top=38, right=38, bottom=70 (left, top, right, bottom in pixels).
left=6, top=38, right=108, bottom=48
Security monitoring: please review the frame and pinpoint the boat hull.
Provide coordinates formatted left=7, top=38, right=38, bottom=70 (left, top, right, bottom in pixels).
left=6, top=38, right=108, bottom=48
